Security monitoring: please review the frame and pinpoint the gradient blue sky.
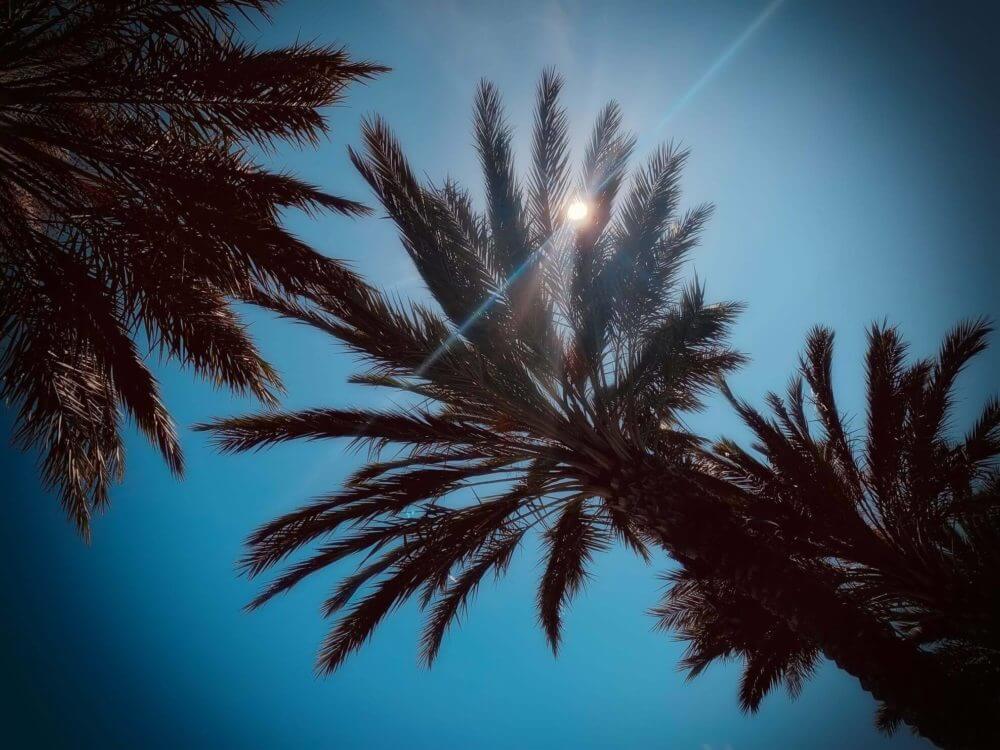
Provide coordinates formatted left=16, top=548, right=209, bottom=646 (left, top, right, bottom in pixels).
left=2, top=1, right=998, bottom=747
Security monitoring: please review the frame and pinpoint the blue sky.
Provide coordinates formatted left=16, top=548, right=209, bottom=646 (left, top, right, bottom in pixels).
left=2, top=1, right=997, bottom=747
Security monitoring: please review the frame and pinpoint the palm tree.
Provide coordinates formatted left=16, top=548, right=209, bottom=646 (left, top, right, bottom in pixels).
left=203, top=68, right=743, bottom=665
left=675, top=321, right=998, bottom=745
left=0, top=1, right=385, bottom=537
left=202, top=74, right=989, bottom=747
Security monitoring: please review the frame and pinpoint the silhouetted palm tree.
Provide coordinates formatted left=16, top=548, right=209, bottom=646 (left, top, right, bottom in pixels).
left=668, top=321, right=998, bottom=746
left=202, top=74, right=990, bottom=747
left=0, top=1, right=385, bottom=536
left=203, top=68, right=744, bottom=660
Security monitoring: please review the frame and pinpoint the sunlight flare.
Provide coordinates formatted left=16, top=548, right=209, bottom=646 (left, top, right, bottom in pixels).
left=566, top=199, right=589, bottom=222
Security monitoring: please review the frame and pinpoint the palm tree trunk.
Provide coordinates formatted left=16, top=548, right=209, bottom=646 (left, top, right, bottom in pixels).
left=607, top=457, right=997, bottom=749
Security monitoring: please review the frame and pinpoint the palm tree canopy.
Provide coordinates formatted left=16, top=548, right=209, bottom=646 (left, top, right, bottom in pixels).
left=674, top=320, right=1000, bottom=724
left=0, top=1, right=386, bottom=537
left=202, top=70, right=745, bottom=673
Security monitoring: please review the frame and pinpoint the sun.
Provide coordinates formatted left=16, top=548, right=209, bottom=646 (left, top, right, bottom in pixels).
left=566, top=199, right=589, bottom=222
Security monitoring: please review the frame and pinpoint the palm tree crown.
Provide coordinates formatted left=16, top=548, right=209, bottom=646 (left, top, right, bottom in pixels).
left=0, top=1, right=385, bottom=536
left=203, top=70, right=745, bottom=672
left=662, top=321, right=999, bottom=732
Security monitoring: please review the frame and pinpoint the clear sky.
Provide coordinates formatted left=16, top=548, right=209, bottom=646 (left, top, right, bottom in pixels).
left=2, top=1, right=997, bottom=747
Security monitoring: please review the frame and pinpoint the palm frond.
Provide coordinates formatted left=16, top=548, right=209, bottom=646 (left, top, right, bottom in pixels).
left=529, top=68, right=570, bottom=240
left=538, top=498, right=608, bottom=653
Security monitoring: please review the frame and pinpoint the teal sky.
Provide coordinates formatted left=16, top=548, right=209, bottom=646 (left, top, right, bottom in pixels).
left=2, top=1, right=997, bottom=747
